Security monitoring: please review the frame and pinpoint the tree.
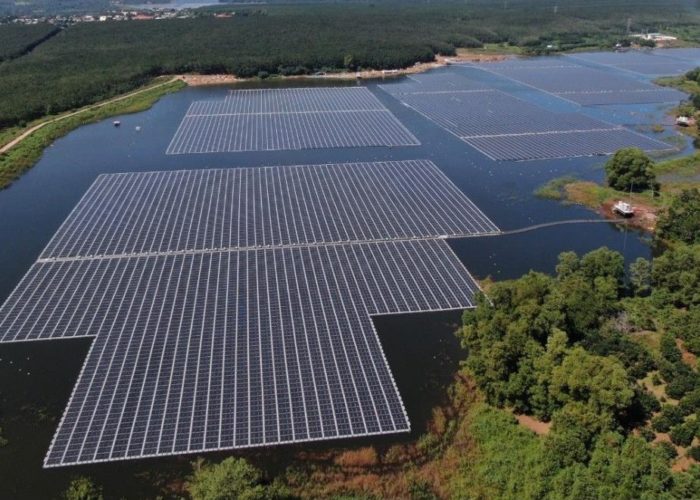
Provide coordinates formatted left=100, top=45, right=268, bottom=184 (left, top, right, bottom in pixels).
left=657, top=189, right=700, bottom=244
left=670, top=422, right=697, bottom=447
left=604, top=148, right=659, bottom=192
left=63, top=477, right=102, bottom=500
left=629, top=257, right=652, bottom=296
left=651, top=244, right=700, bottom=308
left=188, top=457, right=270, bottom=500
left=550, top=347, right=634, bottom=418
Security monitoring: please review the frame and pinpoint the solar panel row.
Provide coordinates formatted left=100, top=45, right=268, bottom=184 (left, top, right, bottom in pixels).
left=166, top=87, right=419, bottom=154
left=39, top=161, right=498, bottom=260
left=484, top=64, right=653, bottom=94
left=397, top=90, right=614, bottom=138
left=189, top=87, right=387, bottom=115
left=464, top=128, right=672, bottom=161
left=474, top=59, right=687, bottom=105
left=559, top=89, right=686, bottom=106
left=166, top=111, right=419, bottom=154
left=37, top=239, right=478, bottom=466
left=568, top=51, right=698, bottom=76
left=379, top=73, right=490, bottom=95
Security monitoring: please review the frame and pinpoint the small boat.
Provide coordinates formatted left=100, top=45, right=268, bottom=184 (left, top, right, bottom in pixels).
left=113, top=120, right=121, bottom=127
left=135, top=126, right=141, bottom=132
left=613, top=201, right=634, bottom=217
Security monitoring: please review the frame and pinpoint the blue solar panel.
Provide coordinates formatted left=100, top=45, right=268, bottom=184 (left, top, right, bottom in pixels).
left=0, top=160, right=495, bottom=467
left=464, top=128, right=672, bottom=161
left=167, top=87, right=419, bottom=154
left=39, top=160, right=498, bottom=260
left=380, top=72, right=490, bottom=95
left=560, top=89, right=686, bottom=106
left=27, top=239, right=478, bottom=466
left=569, top=51, right=697, bottom=76
left=475, top=58, right=686, bottom=105
left=397, top=90, right=613, bottom=137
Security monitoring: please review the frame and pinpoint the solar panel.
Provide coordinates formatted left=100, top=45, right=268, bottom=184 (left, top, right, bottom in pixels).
left=166, top=87, right=419, bottom=154
left=475, top=60, right=686, bottom=105
left=658, top=48, right=700, bottom=64
left=464, top=128, right=672, bottom=161
left=397, top=90, right=614, bottom=137
left=569, top=51, right=697, bottom=76
left=559, top=89, right=686, bottom=106
left=39, top=160, right=498, bottom=260
left=0, top=159, right=496, bottom=466
left=379, top=73, right=490, bottom=95
left=28, top=239, right=478, bottom=466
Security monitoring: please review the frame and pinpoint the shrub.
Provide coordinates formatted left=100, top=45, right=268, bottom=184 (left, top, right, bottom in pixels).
left=670, top=423, right=696, bottom=447
left=688, top=446, right=700, bottom=461
left=187, top=457, right=268, bottom=500
left=652, top=414, right=672, bottom=433
left=679, top=389, right=700, bottom=415
left=656, top=440, right=678, bottom=460
left=605, top=148, right=659, bottom=192
left=63, top=477, right=102, bottom=500
left=334, top=447, right=379, bottom=468
left=640, top=427, right=656, bottom=442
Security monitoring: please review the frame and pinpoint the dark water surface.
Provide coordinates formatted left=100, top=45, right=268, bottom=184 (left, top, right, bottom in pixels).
left=0, top=65, right=684, bottom=497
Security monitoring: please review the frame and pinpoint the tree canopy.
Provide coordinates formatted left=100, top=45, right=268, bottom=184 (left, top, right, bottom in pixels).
left=187, top=457, right=284, bottom=500
left=657, top=188, right=700, bottom=244
left=604, top=148, right=659, bottom=192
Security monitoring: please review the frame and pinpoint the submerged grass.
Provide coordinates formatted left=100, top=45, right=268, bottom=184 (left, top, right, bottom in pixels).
left=533, top=175, right=578, bottom=200
left=0, top=78, right=185, bottom=190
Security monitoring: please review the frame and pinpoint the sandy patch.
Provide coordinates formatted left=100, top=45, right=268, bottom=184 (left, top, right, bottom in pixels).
left=515, top=413, right=551, bottom=435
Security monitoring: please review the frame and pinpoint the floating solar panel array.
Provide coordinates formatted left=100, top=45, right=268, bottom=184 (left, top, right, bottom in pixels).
left=658, top=48, right=700, bottom=64
left=384, top=87, right=670, bottom=161
left=39, top=161, right=497, bottom=260
left=475, top=59, right=687, bottom=106
left=568, top=51, right=698, bottom=76
left=380, top=72, right=490, bottom=95
left=0, top=160, right=498, bottom=467
left=166, top=87, right=419, bottom=154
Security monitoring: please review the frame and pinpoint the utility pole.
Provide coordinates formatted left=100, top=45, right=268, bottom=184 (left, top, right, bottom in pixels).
left=626, top=17, right=632, bottom=35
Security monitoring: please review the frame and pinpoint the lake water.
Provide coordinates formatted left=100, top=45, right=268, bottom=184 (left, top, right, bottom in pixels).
left=0, top=63, right=687, bottom=497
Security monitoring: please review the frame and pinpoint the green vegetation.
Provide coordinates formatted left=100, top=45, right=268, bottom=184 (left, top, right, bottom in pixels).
left=454, top=243, right=700, bottom=497
left=605, top=148, right=659, bottom=192
left=0, top=78, right=184, bottom=190
left=659, top=67, right=700, bottom=148
left=63, top=476, right=102, bottom=500
left=0, top=23, right=59, bottom=62
left=658, top=188, right=700, bottom=243
left=534, top=175, right=578, bottom=200
left=188, top=457, right=287, bottom=500
left=1, top=1, right=698, bottom=129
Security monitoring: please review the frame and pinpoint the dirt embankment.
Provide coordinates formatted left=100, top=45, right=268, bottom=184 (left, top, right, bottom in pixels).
left=599, top=199, right=658, bottom=233
left=175, top=52, right=512, bottom=86
left=564, top=182, right=660, bottom=233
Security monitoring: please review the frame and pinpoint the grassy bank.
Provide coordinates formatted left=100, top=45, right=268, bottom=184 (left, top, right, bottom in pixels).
left=0, top=78, right=185, bottom=189
left=534, top=154, right=700, bottom=232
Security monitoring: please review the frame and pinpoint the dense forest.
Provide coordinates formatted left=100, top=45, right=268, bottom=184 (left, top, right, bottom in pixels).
left=0, top=23, right=58, bottom=62
left=1, top=0, right=698, bottom=129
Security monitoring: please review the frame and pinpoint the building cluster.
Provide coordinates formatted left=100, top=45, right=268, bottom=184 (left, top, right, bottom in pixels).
left=1, top=8, right=235, bottom=26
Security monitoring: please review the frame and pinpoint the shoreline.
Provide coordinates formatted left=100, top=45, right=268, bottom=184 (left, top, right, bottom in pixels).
left=175, top=52, right=512, bottom=87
